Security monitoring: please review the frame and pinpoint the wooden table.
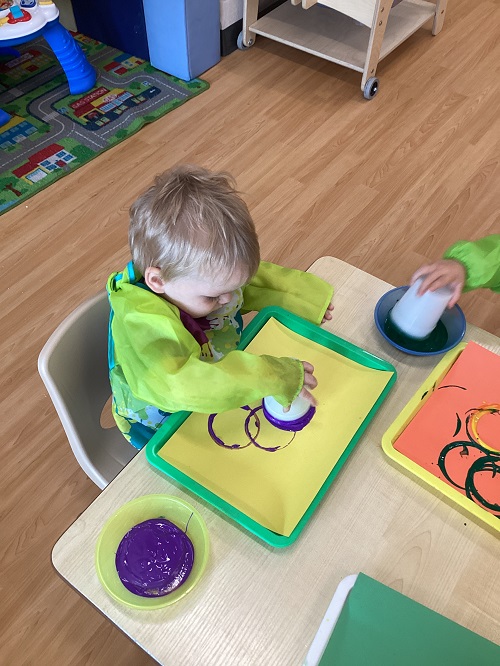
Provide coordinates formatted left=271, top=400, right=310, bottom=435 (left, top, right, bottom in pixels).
left=52, top=257, right=500, bottom=665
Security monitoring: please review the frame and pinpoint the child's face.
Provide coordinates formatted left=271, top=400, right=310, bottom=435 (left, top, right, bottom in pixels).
left=145, top=266, right=248, bottom=318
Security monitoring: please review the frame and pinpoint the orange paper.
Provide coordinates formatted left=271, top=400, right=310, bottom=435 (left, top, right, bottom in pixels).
left=394, top=342, right=500, bottom=516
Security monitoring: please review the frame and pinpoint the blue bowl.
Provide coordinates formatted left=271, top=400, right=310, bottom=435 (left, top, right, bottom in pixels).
left=374, top=286, right=466, bottom=356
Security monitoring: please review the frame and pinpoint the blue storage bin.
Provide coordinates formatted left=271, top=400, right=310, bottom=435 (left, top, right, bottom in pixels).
left=143, top=0, right=220, bottom=81
left=73, top=0, right=149, bottom=61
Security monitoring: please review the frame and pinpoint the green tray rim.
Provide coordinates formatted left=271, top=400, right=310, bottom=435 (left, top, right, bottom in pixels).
left=146, top=306, right=397, bottom=547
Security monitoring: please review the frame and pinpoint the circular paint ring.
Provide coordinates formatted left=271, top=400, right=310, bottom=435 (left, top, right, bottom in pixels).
left=465, top=456, right=500, bottom=514
left=469, top=405, right=500, bottom=452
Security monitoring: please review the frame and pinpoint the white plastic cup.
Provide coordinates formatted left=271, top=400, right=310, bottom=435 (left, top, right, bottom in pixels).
left=263, top=394, right=311, bottom=422
left=389, top=278, right=453, bottom=339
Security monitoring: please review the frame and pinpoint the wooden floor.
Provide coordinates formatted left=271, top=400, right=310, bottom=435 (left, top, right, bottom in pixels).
left=2, top=0, right=499, bottom=663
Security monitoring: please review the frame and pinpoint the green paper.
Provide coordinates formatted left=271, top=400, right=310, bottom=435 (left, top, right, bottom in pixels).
left=319, top=574, right=500, bottom=665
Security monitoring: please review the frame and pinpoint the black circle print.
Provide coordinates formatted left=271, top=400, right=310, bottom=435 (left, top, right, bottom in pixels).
left=438, top=405, right=500, bottom=516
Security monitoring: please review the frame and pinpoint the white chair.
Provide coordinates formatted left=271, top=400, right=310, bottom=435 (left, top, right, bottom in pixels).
left=38, top=291, right=137, bottom=489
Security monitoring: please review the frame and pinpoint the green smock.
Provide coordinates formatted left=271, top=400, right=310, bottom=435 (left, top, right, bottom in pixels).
left=107, top=261, right=333, bottom=448
left=444, top=234, right=500, bottom=292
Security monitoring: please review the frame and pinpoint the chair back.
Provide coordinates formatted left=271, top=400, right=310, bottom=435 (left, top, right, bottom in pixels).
left=38, top=292, right=136, bottom=489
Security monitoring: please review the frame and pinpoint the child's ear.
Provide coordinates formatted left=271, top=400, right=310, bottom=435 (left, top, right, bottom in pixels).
left=144, top=267, right=166, bottom=294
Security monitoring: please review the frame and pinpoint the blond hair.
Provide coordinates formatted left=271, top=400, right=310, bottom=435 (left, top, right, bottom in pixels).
left=129, top=165, right=260, bottom=281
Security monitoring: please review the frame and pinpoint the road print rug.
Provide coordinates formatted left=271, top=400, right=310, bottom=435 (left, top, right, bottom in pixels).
left=0, top=33, right=209, bottom=213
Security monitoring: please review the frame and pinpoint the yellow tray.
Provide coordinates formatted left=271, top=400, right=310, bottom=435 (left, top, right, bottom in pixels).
left=382, top=343, right=500, bottom=535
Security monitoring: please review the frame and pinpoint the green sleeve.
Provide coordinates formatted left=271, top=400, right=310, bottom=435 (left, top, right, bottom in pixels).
left=110, top=285, right=304, bottom=413
left=443, top=234, right=500, bottom=292
left=242, top=261, right=334, bottom=324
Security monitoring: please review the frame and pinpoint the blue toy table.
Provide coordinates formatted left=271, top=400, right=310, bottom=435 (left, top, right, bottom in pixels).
left=0, top=1, right=95, bottom=100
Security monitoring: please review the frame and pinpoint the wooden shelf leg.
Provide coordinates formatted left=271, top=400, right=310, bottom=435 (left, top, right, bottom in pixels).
left=432, top=0, right=448, bottom=35
left=243, top=0, right=260, bottom=46
left=361, top=0, right=392, bottom=91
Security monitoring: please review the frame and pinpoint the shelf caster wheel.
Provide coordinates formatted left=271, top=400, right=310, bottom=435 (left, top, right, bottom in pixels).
left=237, top=31, right=254, bottom=50
left=363, top=77, right=379, bottom=100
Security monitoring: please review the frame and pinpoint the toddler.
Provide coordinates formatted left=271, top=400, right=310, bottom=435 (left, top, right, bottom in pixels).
left=411, top=234, right=500, bottom=307
left=107, top=165, right=334, bottom=448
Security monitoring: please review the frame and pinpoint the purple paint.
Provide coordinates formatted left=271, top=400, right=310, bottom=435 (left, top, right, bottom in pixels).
left=115, top=518, right=194, bottom=597
left=208, top=410, right=252, bottom=449
left=262, top=403, right=316, bottom=432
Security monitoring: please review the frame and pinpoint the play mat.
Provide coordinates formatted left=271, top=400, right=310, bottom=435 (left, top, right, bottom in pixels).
left=0, top=32, right=209, bottom=213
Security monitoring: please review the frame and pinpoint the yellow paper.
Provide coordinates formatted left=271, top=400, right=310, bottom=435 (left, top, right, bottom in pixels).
left=158, top=319, right=392, bottom=536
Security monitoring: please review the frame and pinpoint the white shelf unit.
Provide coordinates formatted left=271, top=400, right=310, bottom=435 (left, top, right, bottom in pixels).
left=240, top=0, right=448, bottom=98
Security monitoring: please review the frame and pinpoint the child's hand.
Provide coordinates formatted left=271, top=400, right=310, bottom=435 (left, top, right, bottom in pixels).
left=322, top=300, right=334, bottom=324
left=283, top=361, right=317, bottom=412
left=298, top=361, right=318, bottom=406
left=410, top=259, right=466, bottom=308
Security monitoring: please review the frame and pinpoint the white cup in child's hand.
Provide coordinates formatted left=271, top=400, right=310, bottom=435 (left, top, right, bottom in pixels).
left=263, top=394, right=311, bottom=422
left=390, top=277, right=453, bottom=340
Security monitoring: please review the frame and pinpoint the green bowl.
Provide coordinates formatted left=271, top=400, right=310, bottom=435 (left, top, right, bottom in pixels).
left=95, top=494, right=209, bottom=609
